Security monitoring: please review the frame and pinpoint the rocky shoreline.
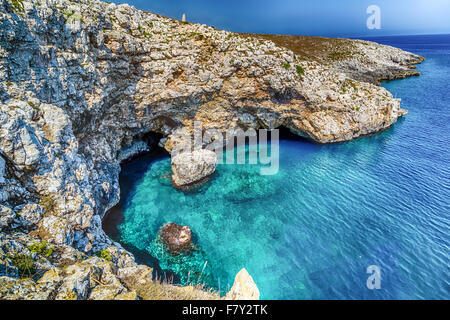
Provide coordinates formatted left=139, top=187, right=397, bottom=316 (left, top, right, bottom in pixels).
left=244, top=34, right=425, bottom=85
left=0, top=0, right=423, bottom=299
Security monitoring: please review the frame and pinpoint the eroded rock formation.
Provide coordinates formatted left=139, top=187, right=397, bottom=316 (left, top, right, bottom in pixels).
left=0, top=0, right=423, bottom=299
left=226, top=268, right=260, bottom=300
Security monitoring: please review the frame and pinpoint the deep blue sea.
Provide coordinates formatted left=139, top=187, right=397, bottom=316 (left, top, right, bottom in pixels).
left=105, top=34, right=450, bottom=299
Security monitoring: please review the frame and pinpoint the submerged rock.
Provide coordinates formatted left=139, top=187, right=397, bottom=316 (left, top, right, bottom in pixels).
left=159, top=223, right=193, bottom=254
left=171, top=150, right=217, bottom=188
left=226, top=268, right=260, bottom=300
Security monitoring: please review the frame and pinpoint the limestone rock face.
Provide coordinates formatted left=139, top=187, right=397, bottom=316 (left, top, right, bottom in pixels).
left=159, top=223, right=193, bottom=254
left=171, top=150, right=217, bottom=187
left=0, top=0, right=424, bottom=299
left=0, top=205, right=14, bottom=230
left=226, top=268, right=260, bottom=300
left=0, top=276, right=57, bottom=300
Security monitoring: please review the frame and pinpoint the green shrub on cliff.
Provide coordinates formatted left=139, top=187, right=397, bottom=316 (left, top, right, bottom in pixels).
left=282, top=62, right=291, bottom=69
left=95, top=249, right=112, bottom=262
left=10, top=0, right=25, bottom=15
left=27, top=101, right=39, bottom=111
left=27, top=241, right=54, bottom=257
left=61, top=10, right=74, bottom=19
left=295, top=65, right=305, bottom=76
left=8, top=254, right=36, bottom=278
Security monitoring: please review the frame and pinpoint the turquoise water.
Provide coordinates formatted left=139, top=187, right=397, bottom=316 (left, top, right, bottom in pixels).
left=107, top=35, right=450, bottom=299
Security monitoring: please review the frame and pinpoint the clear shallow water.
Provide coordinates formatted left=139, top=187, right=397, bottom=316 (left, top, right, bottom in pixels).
left=107, top=35, right=450, bottom=299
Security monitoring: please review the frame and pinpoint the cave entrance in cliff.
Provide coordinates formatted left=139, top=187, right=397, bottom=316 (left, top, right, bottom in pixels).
left=276, top=125, right=311, bottom=142
left=118, top=131, right=169, bottom=165
left=101, top=126, right=312, bottom=285
left=102, top=130, right=175, bottom=280
left=102, top=130, right=169, bottom=235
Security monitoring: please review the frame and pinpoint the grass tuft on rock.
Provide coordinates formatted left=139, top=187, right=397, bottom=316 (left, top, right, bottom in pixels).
left=10, top=0, right=25, bottom=15
left=95, top=249, right=112, bottom=262
left=27, top=101, right=39, bottom=111
left=295, top=65, right=305, bottom=76
left=27, top=241, right=54, bottom=257
left=8, top=254, right=36, bottom=278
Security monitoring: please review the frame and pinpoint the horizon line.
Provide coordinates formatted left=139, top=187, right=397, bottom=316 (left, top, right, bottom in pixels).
left=238, top=31, right=450, bottom=39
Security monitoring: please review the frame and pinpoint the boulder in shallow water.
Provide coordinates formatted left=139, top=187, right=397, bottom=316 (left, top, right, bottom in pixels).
left=171, top=149, right=217, bottom=188
left=159, top=223, right=193, bottom=254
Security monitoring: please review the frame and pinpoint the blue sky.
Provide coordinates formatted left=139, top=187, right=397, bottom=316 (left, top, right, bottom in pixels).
left=111, top=0, right=450, bottom=37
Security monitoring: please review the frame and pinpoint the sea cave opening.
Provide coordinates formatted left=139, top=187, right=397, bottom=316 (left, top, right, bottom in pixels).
left=101, top=130, right=178, bottom=282
left=101, top=125, right=313, bottom=288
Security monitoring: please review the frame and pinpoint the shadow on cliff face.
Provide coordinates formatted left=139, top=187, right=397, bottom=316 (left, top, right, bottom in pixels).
left=101, top=132, right=168, bottom=225
left=277, top=125, right=311, bottom=142
left=102, top=130, right=177, bottom=281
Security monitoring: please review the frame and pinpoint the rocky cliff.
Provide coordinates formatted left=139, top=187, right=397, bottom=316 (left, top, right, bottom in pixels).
left=0, top=0, right=423, bottom=299
left=244, top=34, right=424, bottom=85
